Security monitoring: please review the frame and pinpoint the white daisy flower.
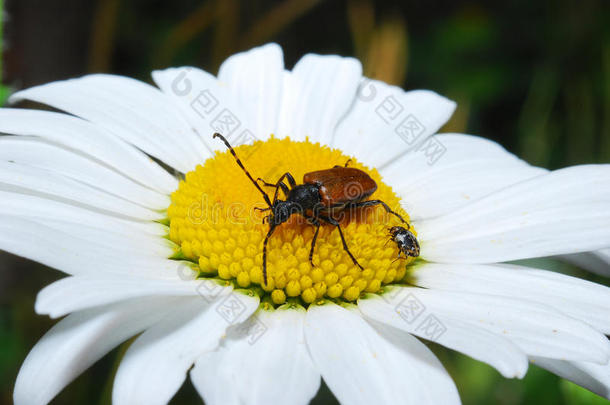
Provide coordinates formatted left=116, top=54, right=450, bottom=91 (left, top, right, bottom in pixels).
left=3, top=43, right=610, bottom=405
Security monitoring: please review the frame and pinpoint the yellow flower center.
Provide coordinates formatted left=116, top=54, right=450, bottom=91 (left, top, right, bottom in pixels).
left=167, top=137, right=417, bottom=305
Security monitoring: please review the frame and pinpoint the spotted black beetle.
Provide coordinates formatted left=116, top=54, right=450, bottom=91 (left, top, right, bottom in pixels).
left=388, top=225, right=420, bottom=260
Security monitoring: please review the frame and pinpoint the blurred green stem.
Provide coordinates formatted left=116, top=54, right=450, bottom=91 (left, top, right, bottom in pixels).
left=517, top=67, right=559, bottom=167
left=0, top=0, right=4, bottom=79
left=601, top=42, right=610, bottom=162
left=238, top=0, right=323, bottom=49
left=0, top=0, right=6, bottom=106
left=89, top=0, right=120, bottom=72
left=155, top=0, right=217, bottom=68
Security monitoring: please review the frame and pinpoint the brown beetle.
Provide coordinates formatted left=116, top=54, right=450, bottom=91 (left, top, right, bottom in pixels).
left=214, top=133, right=406, bottom=284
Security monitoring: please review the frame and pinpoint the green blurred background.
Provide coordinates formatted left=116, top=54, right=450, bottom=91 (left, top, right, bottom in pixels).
left=0, top=1, right=609, bottom=404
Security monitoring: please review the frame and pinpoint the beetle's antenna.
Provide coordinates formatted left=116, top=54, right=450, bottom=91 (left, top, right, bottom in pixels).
left=213, top=133, right=273, bottom=208
left=262, top=224, right=277, bottom=285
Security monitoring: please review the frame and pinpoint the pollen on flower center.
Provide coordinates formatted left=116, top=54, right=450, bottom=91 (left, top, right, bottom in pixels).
left=167, top=137, right=417, bottom=305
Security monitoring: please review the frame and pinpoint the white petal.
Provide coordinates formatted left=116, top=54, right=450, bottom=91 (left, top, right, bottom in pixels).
left=333, top=79, right=455, bottom=169
left=0, top=190, right=165, bottom=237
left=191, top=305, right=320, bottom=405
left=13, top=296, right=180, bottom=405
left=217, top=43, right=284, bottom=139
left=0, top=137, right=169, bottom=209
left=305, top=302, right=460, bottom=404
left=379, top=286, right=610, bottom=364
left=382, top=134, right=547, bottom=221
left=113, top=292, right=258, bottom=405
left=0, top=161, right=161, bottom=220
left=0, top=215, right=178, bottom=276
left=0, top=197, right=174, bottom=275
left=0, top=190, right=172, bottom=260
left=0, top=109, right=178, bottom=193
left=10, top=74, right=206, bottom=172
left=358, top=293, right=528, bottom=378
left=532, top=356, right=610, bottom=399
left=27, top=219, right=173, bottom=257
left=418, top=165, right=610, bottom=262
left=277, top=54, right=362, bottom=143
left=35, top=274, right=224, bottom=318
left=371, top=320, right=462, bottom=403
left=152, top=67, right=255, bottom=153
left=192, top=378, right=240, bottom=405
left=412, top=262, right=610, bottom=334
left=561, top=248, right=610, bottom=277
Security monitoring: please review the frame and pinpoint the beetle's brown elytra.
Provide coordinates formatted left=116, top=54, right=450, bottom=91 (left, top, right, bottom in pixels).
left=213, top=133, right=407, bottom=285
left=304, top=166, right=377, bottom=207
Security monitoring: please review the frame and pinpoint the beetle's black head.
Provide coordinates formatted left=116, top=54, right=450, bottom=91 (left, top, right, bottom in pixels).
left=268, top=200, right=302, bottom=226
left=388, top=226, right=404, bottom=238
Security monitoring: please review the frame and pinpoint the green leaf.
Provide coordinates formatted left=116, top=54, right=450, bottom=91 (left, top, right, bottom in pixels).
left=561, top=379, right=608, bottom=405
left=0, top=85, right=8, bottom=107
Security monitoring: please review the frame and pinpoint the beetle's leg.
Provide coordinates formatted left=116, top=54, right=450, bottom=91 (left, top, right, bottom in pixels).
left=280, top=172, right=298, bottom=188
left=262, top=224, right=277, bottom=285
left=254, top=208, right=271, bottom=224
left=333, top=159, right=352, bottom=169
left=309, top=225, right=321, bottom=267
left=304, top=216, right=321, bottom=267
left=392, top=255, right=405, bottom=264
left=273, top=182, right=289, bottom=203
left=318, top=215, right=364, bottom=270
left=258, top=172, right=296, bottom=200
left=256, top=178, right=289, bottom=202
left=257, top=178, right=278, bottom=187
left=274, top=172, right=297, bottom=201
left=349, top=200, right=407, bottom=223
left=261, top=172, right=297, bottom=188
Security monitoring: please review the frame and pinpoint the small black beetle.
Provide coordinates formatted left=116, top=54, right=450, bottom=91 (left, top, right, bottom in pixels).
left=388, top=225, right=420, bottom=260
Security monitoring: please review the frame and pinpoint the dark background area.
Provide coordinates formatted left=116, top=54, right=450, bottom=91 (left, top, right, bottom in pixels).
left=1, top=0, right=609, bottom=404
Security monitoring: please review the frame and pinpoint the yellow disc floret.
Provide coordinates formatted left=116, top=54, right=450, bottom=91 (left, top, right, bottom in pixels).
left=167, top=137, right=417, bottom=305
